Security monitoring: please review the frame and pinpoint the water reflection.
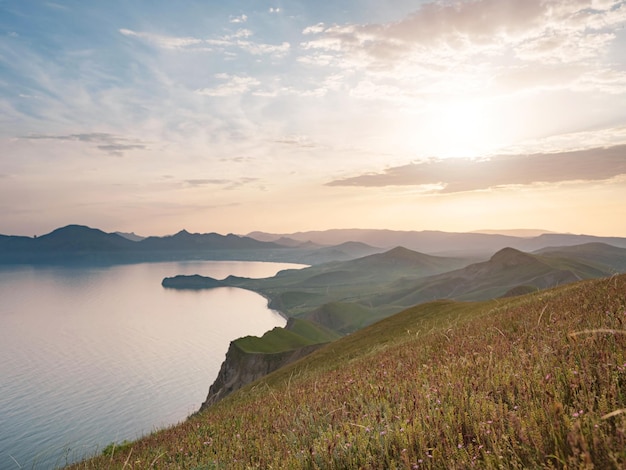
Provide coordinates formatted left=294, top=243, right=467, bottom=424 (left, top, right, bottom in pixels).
left=0, top=261, right=304, bottom=468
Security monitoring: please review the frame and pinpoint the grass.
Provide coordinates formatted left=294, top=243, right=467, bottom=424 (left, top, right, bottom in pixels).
left=69, top=274, right=626, bottom=469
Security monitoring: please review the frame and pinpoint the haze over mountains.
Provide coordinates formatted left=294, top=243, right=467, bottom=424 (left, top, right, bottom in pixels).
left=3, top=224, right=626, bottom=265
left=248, top=229, right=626, bottom=256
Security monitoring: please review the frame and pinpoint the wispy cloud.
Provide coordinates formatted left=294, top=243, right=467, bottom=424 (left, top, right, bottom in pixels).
left=184, top=177, right=258, bottom=190
left=119, top=29, right=202, bottom=50
left=327, top=145, right=626, bottom=193
left=230, top=14, right=248, bottom=24
left=21, top=133, right=148, bottom=156
left=119, top=27, right=290, bottom=57
left=196, top=74, right=261, bottom=97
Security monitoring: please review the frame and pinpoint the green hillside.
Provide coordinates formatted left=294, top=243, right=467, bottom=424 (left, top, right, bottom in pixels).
left=234, top=318, right=339, bottom=353
left=536, top=242, right=626, bottom=272
left=71, top=274, right=626, bottom=469
left=359, top=247, right=617, bottom=311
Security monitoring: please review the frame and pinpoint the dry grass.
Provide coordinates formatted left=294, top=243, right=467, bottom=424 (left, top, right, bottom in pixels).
left=69, top=275, right=626, bottom=469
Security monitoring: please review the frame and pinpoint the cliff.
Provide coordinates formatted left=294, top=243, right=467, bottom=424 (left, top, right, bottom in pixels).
left=200, top=341, right=326, bottom=410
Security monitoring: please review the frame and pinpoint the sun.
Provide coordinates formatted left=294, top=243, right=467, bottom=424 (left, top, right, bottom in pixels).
left=422, top=99, right=500, bottom=159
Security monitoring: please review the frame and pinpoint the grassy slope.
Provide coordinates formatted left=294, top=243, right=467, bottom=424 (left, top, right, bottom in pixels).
left=72, top=274, right=626, bottom=469
left=234, top=318, right=340, bottom=354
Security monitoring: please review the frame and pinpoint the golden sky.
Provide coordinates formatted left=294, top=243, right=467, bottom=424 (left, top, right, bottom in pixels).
left=1, top=0, right=626, bottom=236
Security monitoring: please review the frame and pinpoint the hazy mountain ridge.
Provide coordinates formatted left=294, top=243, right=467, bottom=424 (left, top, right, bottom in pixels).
left=248, top=228, right=626, bottom=255
left=0, top=224, right=383, bottom=265
left=3, top=224, right=625, bottom=265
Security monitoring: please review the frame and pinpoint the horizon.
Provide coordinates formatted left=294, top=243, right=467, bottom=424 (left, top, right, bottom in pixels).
left=2, top=1, right=626, bottom=237
left=0, top=222, right=618, bottom=240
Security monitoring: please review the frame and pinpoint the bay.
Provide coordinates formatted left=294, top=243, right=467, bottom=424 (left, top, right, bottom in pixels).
left=0, top=260, right=304, bottom=469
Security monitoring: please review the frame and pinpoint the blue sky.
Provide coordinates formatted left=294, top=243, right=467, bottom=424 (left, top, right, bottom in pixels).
left=2, top=0, right=626, bottom=236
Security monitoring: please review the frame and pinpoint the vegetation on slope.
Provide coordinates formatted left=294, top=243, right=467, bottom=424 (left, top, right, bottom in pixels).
left=71, top=274, right=626, bottom=469
left=234, top=318, right=339, bottom=354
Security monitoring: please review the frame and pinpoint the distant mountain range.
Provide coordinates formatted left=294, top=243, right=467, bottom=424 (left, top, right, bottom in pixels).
left=0, top=225, right=284, bottom=264
left=248, top=229, right=626, bottom=256
left=3, top=224, right=626, bottom=265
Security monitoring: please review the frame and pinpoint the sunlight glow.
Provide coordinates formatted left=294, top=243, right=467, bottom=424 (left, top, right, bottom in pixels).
left=425, top=100, right=499, bottom=159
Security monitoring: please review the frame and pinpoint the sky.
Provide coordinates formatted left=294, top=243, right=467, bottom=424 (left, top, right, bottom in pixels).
left=1, top=0, right=626, bottom=237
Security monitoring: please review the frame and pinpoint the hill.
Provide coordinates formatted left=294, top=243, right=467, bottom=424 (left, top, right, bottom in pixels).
left=361, top=246, right=616, bottom=310
left=535, top=242, right=626, bottom=272
left=165, top=244, right=625, bottom=335
left=218, top=246, right=473, bottom=324
left=70, top=274, right=626, bottom=469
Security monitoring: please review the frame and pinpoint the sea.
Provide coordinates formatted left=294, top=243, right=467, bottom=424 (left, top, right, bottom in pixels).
left=0, top=260, right=305, bottom=469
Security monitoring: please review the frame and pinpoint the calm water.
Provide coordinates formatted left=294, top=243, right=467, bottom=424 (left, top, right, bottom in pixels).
left=0, top=261, right=304, bottom=469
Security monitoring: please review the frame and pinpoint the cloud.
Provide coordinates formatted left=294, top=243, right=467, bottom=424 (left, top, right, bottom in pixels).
left=119, top=27, right=289, bottom=57
left=184, top=177, right=258, bottom=190
left=274, top=135, right=317, bottom=148
left=119, top=29, right=203, bottom=50
left=230, top=14, right=248, bottom=24
left=21, top=133, right=148, bottom=156
left=303, top=23, right=325, bottom=35
left=326, top=145, right=626, bottom=193
left=300, top=0, right=626, bottom=95
left=196, top=74, right=261, bottom=96
left=184, top=179, right=231, bottom=186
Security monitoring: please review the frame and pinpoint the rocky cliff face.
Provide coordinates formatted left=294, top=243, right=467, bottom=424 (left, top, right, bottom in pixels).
left=200, top=342, right=325, bottom=410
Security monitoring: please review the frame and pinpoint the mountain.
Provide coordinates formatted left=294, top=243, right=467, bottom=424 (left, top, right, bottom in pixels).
left=0, top=225, right=137, bottom=263
left=534, top=242, right=626, bottom=272
left=72, top=274, right=626, bottom=469
left=292, top=241, right=384, bottom=264
left=138, top=229, right=281, bottom=251
left=219, top=246, right=472, bottom=319
left=518, top=233, right=626, bottom=252
left=248, top=228, right=626, bottom=256
left=0, top=225, right=288, bottom=264
left=115, top=231, right=145, bottom=242
left=0, top=225, right=393, bottom=265
left=366, top=246, right=613, bottom=309
left=166, top=243, right=623, bottom=335
left=271, top=237, right=320, bottom=248
left=36, top=225, right=136, bottom=251
left=471, top=228, right=554, bottom=237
